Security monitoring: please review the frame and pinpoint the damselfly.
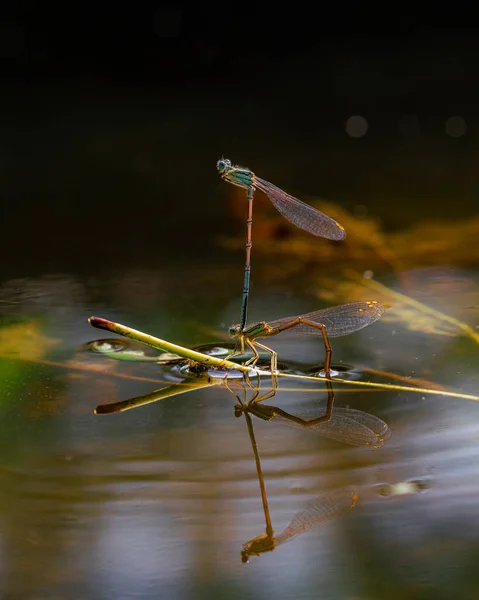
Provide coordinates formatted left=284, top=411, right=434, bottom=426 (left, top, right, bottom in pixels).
left=217, top=158, right=345, bottom=329
left=228, top=300, right=384, bottom=383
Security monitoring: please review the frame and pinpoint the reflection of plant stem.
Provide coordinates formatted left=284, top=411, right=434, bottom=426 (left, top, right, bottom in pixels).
left=347, top=271, right=479, bottom=344
left=95, top=376, right=218, bottom=414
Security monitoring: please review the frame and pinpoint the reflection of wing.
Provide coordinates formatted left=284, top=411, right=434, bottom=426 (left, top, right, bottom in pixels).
left=255, top=176, right=346, bottom=240
left=275, top=487, right=357, bottom=546
left=266, top=301, right=384, bottom=338
left=272, top=406, right=390, bottom=448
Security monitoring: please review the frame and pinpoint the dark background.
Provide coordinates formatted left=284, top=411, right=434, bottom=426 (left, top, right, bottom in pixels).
left=1, top=3, right=478, bottom=276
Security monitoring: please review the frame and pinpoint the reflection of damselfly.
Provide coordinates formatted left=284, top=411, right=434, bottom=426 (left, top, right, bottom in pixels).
left=236, top=399, right=390, bottom=449
left=239, top=400, right=357, bottom=562
left=232, top=376, right=390, bottom=448
left=227, top=300, right=384, bottom=384
left=241, top=486, right=358, bottom=562
left=217, top=158, right=345, bottom=331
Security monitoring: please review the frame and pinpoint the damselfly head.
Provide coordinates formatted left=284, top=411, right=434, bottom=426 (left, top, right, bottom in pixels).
left=241, top=533, right=274, bottom=562
left=217, top=158, right=231, bottom=172
left=241, top=543, right=259, bottom=563
left=234, top=404, right=244, bottom=418
left=229, top=323, right=241, bottom=337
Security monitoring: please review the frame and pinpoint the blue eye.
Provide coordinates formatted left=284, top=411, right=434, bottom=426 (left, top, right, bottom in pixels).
left=217, top=160, right=226, bottom=171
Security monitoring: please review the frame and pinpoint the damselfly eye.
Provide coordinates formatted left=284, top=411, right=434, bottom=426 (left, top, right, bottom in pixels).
left=217, top=158, right=231, bottom=171
left=229, top=325, right=239, bottom=337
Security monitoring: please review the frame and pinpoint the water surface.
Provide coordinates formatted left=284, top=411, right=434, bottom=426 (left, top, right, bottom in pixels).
left=1, top=264, right=478, bottom=599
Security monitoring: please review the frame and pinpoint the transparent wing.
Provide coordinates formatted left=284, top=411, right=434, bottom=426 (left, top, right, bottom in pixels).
left=266, top=301, right=384, bottom=338
left=272, top=406, right=390, bottom=448
left=275, top=486, right=357, bottom=546
left=254, top=176, right=346, bottom=241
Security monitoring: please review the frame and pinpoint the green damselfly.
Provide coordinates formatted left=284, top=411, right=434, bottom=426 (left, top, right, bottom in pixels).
left=217, top=158, right=345, bottom=329
left=227, top=300, right=384, bottom=384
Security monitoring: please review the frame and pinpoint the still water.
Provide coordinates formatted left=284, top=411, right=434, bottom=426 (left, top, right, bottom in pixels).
left=0, top=261, right=478, bottom=599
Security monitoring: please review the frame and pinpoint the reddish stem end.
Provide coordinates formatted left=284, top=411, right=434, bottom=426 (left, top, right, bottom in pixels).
left=89, top=316, right=112, bottom=329
left=94, top=404, right=116, bottom=415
